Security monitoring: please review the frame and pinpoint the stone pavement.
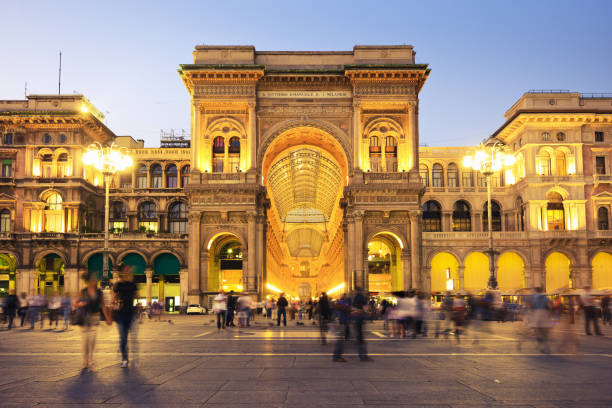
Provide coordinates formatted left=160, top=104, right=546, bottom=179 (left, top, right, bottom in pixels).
left=0, top=315, right=611, bottom=407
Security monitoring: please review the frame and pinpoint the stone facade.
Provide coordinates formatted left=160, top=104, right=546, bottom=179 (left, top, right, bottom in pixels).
left=1, top=46, right=611, bottom=305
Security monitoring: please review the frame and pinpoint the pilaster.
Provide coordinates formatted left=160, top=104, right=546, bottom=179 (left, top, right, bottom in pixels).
left=145, top=269, right=153, bottom=305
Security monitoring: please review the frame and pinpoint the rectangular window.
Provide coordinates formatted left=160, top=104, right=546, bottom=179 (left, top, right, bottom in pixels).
left=213, top=158, right=224, bottom=173
left=170, top=221, right=188, bottom=234
left=595, top=131, right=604, bottom=142
left=3, top=134, right=13, bottom=145
left=166, top=175, right=177, bottom=188
left=462, top=171, right=473, bottom=187
left=1, top=160, right=12, bottom=177
left=138, top=221, right=158, bottom=233
left=596, top=156, right=606, bottom=175
left=151, top=175, right=162, bottom=188
left=110, top=221, right=126, bottom=233
left=136, top=175, right=147, bottom=189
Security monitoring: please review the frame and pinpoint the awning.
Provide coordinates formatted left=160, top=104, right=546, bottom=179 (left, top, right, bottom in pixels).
left=153, top=253, right=180, bottom=275
left=122, top=253, right=146, bottom=275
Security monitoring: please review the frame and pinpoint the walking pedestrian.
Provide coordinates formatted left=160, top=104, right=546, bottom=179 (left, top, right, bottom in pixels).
left=113, top=265, right=139, bottom=368
left=277, top=293, right=288, bottom=327
left=528, top=287, right=552, bottom=353
left=237, top=292, right=252, bottom=327
left=4, top=289, right=19, bottom=329
left=452, top=293, right=466, bottom=343
left=29, top=293, right=45, bottom=330
left=74, top=273, right=111, bottom=370
left=266, top=298, right=274, bottom=319
left=580, top=286, right=603, bottom=336
left=226, top=290, right=237, bottom=327
left=48, top=291, right=62, bottom=329
left=333, top=287, right=372, bottom=362
left=61, top=294, right=72, bottom=330
left=18, top=292, right=27, bottom=327
left=318, top=292, right=331, bottom=345
left=213, top=289, right=227, bottom=330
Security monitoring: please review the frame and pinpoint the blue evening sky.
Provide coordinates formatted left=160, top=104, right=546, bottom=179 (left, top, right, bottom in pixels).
left=1, top=0, right=611, bottom=147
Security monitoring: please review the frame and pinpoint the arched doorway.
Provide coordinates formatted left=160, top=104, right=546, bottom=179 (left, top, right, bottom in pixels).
left=37, top=253, right=64, bottom=295
left=497, top=252, right=525, bottom=292
left=0, top=253, right=17, bottom=296
left=430, top=252, right=459, bottom=293
left=87, top=253, right=114, bottom=280
left=153, top=253, right=181, bottom=312
left=120, top=253, right=147, bottom=303
left=208, top=234, right=244, bottom=293
left=545, top=252, right=571, bottom=292
left=592, top=252, right=612, bottom=290
left=464, top=252, right=489, bottom=292
left=366, top=233, right=403, bottom=294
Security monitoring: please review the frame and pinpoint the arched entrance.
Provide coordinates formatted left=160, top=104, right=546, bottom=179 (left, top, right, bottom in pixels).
left=464, top=252, right=489, bottom=292
left=87, top=253, right=113, bottom=280
left=0, top=253, right=17, bottom=296
left=261, top=125, right=349, bottom=299
left=153, top=253, right=181, bottom=311
left=497, top=252, right=525, bottom=292
left=37, top=253, right=64, bottom=295
left=208, top=234, right=244, bottom=293
left=366, top=233, right=403, bottom=294
left=545, top=252, right=571, bottom=292
left=430, top=252, right=459, bottom=293
left=592, top=252, right=612, bottom=290
left=120, top=253, right=147, bottom=303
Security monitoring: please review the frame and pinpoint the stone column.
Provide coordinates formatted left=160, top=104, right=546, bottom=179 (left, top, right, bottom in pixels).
left=63, top=267, right=79, bottom=295
left=248, top=101, right=256, bottom=171
left=353, top=100, right=362, bottom=170
left=408, top=101, right=419, bottom=171
left=16, top=269, right=31, bottom=296
left=410, top=211, right=422, bottom=289
left=401, top=252, right=411, bottom=291
left=458, top=265, right=465, bottom=290
left=145, top=269, right=153, bottom=305
left=187, top=212, right=201, bottom=302
left=247, top=212, right=257, bottom=292
left=179, top=268, right=188, bottom=307
left=191, top=102, right=200, bottom=171
left=442, top=211, right=452, bottom=232
left=345, top=215, right=355, bottom=291
left=354, top=211, right=365, bottom=290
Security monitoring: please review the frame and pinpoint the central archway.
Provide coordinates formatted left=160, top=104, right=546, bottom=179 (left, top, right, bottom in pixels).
left=261, top=125, right=349, bottom=298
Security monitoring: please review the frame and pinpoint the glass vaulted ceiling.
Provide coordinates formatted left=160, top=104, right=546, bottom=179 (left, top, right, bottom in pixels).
left=268, top=148, right=343, bottom=258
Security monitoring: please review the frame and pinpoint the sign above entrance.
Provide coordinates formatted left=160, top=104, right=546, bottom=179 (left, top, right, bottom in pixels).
left=257, top=90, right=352, bottom=99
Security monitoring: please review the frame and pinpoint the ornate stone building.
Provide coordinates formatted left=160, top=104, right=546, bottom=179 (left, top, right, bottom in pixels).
left=1, top=45, right=611, bottom=306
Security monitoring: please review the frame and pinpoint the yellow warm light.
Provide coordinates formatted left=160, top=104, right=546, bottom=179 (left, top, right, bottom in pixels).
left=237, top=284, right=243, bottom=291
left=505, top=169, right=515, bottom=185
left=32, top=165, right=41, bottom=177
left=82, top=142, right=133, bottom=174
left=462, top=156, right=473, bottom=168
left=327, top=282, right=345, bottom=295
left=266, top=283, right=282, bottom=293
left=80, top=105, right=89, bottom=113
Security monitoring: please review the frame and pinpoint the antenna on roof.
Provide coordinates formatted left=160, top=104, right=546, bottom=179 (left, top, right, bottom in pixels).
left=58, top=51, right=62, bottom=95
left=24, top=82, right=27, bottom=98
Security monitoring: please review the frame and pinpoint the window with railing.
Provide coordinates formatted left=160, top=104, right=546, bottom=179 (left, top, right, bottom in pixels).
left=57, top=153, right=70, bottom=177
left=452, top=200, right=471, bottom=232
left=0, top=209, right=10, bottom=232
left=138, top=201, right=158, bottom=232
left=169, top=201, right=188, bottom=233
left=369, top=136, right=381, bottom=172
left=166, top=164, right=178, bottom=188
left=1, top=159, right=13, bottom=178
left=447, top=163, right=458, bottom=187
left=150, top=164, right=162, bottom=188
left=136, top=164, right=147, bottom=188
left=42, top=154, right=53, bottom=178
left=482, top=201, right=502, bottom=232
left=181, top=165, right=190, bottom=187
left=213, top=137, right=224, bottom=173
left=385, top=136, right=397, bottom=172
left=546, top=192, right=565, bottom=231
left=536, top=152, right=551, bottom=176
left=595, top=156, right=606, bottom=175
left=462, top=169, right=473, bottom=187
left=44, top=193, right=63, bottom=232
left=422, top=200, right=442, bottom=232
left=419, top=164, right=429, bottom=187
left=598, top=207, right=609, bottom=230
left=432, top=164, right=444, bottom=187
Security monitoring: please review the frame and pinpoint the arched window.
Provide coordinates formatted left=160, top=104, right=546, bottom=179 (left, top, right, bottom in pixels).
left=166, top=164, right=178, bottom=188
left=447, top=163, right=458, bottom=187
left=0, top=209, right=10, bottom=232
left=419, top=164, right=429, bottom=187
left=432, top=164, right=444, bottom=187
left=169, top=201, right=188, bottom=233
left=452, top=200, right=471, bottom=231
left=110, top=201, right=127, bottom=233
left=44, top=193, right=63, bottom=232
left=150, top=164, right=162, bottom=188
left=181, top=165, right=190, bottom=187
left=598, top=207, right=609, bottom=230
left=422, top=200, right=442, bottom=232
left=546, top=192, right=564, bottom=231
left=536, top=151, right=551, bottom=176
left=385, top=136, right=397, bottom=172
left=462, top=168, right=473, bottom=187
left=136, top=164, right=147, bottom=188
left=57, top=153, right=70, bottom=177
left=41, top=153, right=53, bottom=178
left=369, top=136, right=381, bottom=172
left=555, top=151, right=567, bottom=176
left=228, top=137, right=240, bottom=173
left=483, top=201, right=502, bottom=232
left=212, top=137, right=224, bottom=173
left=138, top=201, right=158, bottom=233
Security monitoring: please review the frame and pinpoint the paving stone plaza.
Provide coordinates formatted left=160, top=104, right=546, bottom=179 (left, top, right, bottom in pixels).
left=0, top=316, right=611, bottom=407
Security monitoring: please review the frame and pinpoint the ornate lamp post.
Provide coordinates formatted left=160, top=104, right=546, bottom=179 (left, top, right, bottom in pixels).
left=463, top=141, right=515, bottom=289
left=82, top=142, right=133, bottom=285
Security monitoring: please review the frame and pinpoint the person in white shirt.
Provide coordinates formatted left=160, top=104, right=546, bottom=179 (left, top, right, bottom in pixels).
left=212, top=290, right=228, bottom=330
left=580, top=286, right=602, bottom=336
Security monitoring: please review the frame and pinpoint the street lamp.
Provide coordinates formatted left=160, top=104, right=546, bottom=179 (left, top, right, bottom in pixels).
left=462, top=141, right=515, bottom=289
left=82, top=142, right=133, bottom=284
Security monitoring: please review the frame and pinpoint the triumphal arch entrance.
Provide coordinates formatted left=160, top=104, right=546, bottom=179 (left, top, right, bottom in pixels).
left=179, top=45, right=429, bottom=304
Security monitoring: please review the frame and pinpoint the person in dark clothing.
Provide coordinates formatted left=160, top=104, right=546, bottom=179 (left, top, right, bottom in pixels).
left=277, top=293, right=288, bottom=326
left=333, top=287, right=372, bottom=362
left=4, top=289, right=19, bottom=329
left=113, top=265, right=139, bottom=368
left=317, top=292, right=331, bottom=344
left=18, top=292, right=28, bottom=327
left=226, top=291, right=237, bottom=327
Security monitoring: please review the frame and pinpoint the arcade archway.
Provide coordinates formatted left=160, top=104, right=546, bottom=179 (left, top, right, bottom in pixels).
left=0, top=253, right=17, bottom=295
left=208, top=233, right=244, bottom=293
left=545, top=252, right=571, bottom=292
left=367, top=233, right=403, bottom=294
left=37, top=253, right=64, bottom=295
left=430, top=252, right=459, bottom=293
left=592, top=252, right=612, bottom=290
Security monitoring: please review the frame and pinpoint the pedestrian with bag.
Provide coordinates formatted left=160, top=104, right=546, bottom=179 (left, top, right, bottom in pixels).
left=277, top=293, right=288, bottom=327
left=113, top=265, right=139, bottom=368
left=74, top=273, right=111, bottom=370
left=4, top=289, right=19, bottom=330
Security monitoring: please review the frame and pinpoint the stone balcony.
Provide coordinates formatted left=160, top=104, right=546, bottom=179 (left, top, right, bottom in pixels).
left=422, top=230, right=588, bottom=241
